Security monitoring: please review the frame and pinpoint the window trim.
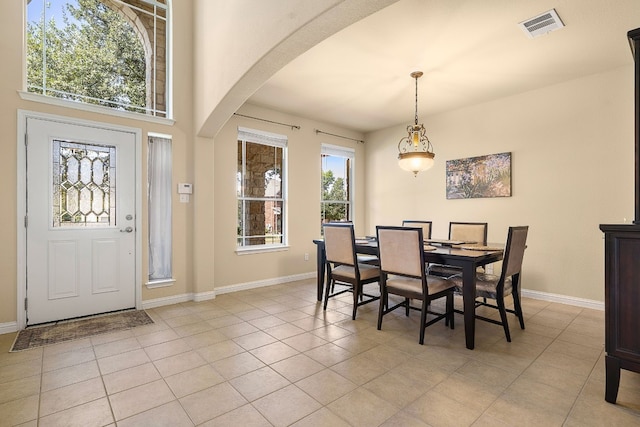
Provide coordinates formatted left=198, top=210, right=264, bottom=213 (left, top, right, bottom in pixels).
left=23, top=0, right=173, bottom=120
left=236, top=127, right=288, bottom=251
left=18, top=91, right=175, bottom=126
left=321, top=143, right=355, bottom=224
left=148, top=133, right=173, bottom=282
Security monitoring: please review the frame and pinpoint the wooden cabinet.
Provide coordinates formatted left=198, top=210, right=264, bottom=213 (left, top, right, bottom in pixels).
left=599, top=27, right=640, bottom=404
left=600, top=224, right=640, bottom=403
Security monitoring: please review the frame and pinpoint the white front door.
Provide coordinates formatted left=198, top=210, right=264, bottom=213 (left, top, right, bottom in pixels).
left=26, top=117, right=137, bottom=325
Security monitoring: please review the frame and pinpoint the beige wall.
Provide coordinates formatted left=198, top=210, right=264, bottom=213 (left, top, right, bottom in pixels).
left=0, top=1, right=195, bottom=325
left=364, top=66, right=635, bottom=302
left=212, top=103, right=366, bottom=289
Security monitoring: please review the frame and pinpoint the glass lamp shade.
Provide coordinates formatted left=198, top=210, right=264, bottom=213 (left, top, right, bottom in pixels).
left=398, top=151, right=435, bottom=176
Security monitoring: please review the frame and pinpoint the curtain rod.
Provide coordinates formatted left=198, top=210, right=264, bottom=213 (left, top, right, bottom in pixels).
left=234, top=113, right=300, bottom=130
left=315, top=129, right=364, bottom=144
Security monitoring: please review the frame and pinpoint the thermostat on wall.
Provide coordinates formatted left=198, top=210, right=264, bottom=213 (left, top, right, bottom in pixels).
left=177, top=183, right=193, bottom=194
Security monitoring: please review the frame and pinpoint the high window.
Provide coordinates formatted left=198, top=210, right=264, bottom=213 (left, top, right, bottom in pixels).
left=321, top=144, right=354, bottom=228
left=26, top=0, right=169, bottom=117
left=237, top=128, right=287, bottom=249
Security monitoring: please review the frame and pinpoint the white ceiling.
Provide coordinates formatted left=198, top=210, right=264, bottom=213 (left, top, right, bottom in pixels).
left=247, top=0, right=640, bottom=133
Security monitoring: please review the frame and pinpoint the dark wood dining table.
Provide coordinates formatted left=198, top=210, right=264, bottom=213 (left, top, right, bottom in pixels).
left=312, top=238, right=504, bottom=350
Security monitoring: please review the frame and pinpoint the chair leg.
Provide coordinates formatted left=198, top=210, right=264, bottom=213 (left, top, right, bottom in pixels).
left=512, top=292, right=525, bottom=330
left=445, top=299, right=449, bottom=327
left=419, top=298, right=428, bottom=345
left=405, top=298, right=410, bottom=316
left=352, top=282, right=359, bottom=320
left=446, top=292, right=454, bottom=330
left=377, top=289, right=386, bottom=330
left=496, top=297, right=511, bottom=342
left=323, top=278, right=332, bottom=311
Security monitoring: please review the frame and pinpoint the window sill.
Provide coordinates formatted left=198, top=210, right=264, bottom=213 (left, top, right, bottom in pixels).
left=236, top=245, right=290, bottom=255
left=18, top=91, right=176, bottom=126
left=146, top=278, right=176, bottom=289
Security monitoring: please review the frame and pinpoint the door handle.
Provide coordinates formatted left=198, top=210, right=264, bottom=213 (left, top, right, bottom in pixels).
left=120, top=226, right=134, bottom=233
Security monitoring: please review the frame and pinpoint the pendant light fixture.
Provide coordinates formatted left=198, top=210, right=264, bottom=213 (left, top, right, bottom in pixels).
left=397, top=71, right=435, bottom=177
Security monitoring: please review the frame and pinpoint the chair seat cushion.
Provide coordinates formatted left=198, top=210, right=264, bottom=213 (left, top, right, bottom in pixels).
left=451, top=273, right=512, bottom=299
left=386, top=274, right=455, bottom=299
left=332, top=263, right=380, bottom=281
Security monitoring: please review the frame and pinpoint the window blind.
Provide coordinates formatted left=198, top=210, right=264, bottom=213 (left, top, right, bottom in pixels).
left=321, top=143, right=355, bottom=159
left=238, top=127, right=288, bottom=148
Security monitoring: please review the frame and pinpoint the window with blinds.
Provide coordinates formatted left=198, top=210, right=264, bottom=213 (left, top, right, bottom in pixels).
left=321, top=144, right=354, bottom=232
left=237, top=127, right=288, bottom=249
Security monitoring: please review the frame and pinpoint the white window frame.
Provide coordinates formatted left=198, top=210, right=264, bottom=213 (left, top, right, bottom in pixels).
left=23, top=0, right=172, bottom=120
left=146, top=132, right=174, bottom=287
left=321, top=143, right=354, bottom=226
left=236, top=127, right=288, bottom=254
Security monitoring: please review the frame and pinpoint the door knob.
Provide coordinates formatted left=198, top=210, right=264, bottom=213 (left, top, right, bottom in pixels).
left=120, top=226, right=133, bottom=233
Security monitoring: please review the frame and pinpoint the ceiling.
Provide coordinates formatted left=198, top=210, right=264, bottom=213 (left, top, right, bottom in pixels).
left=247, top=0, right=640, bottom=134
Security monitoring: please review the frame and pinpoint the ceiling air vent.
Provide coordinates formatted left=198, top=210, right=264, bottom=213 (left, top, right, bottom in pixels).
left=518, top=9, right=564, bottom=39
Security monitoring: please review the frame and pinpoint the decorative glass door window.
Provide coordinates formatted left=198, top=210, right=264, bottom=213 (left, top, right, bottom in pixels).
left=52, top=140, right=116, bottom=227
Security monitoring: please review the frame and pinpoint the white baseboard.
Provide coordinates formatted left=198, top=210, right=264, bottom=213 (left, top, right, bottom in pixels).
left=115, top=274, right=608, bottom=313
left=142, top=293, right=194, bottom=310
left=141, top=272, right=315, bottom=310
left=522, top=289, right=604, bottom=311
left=0, top=321, right=19, bottom=335
left=193, top=291, right=216, bottom=302
left=215, top=272, right=315, bottom=295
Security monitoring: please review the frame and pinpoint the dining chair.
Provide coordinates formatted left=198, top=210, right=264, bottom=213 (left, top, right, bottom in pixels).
left=450, top=225, right=529, bottom=342
left=323, top=223, right=381, bottom=320
left=401, top=220, right=432, bottom=240
left=376, top=225, right=456, bottom=345
left=326, top=220, right=378, bottom=265
left=429, top=221, right=488, bottom=278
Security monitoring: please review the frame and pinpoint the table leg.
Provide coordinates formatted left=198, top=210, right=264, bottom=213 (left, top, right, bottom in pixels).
left=316, top=243, right=326, bottom=301
left=462, top=262, right=477, bottom=350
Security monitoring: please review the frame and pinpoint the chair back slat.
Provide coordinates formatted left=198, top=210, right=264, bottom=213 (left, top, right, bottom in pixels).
left=450, top=222, right=488, bottom=245
left=377, top=227, right=424, bottom=278
left=402, top=220, right=432, bottom=240
left=323, top=223, right=356, bottom=266
left=502, top=226, right=529, bottom=278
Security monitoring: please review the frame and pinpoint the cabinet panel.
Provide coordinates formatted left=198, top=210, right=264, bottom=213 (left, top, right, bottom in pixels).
left=610, top=234, right=640, bottom=359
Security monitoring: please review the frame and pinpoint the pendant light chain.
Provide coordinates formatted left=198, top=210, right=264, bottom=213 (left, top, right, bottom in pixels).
left=414, top=75, right=419, bottom=126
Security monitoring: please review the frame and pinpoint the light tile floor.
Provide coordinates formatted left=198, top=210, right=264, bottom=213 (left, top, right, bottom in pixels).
left=1, top=278, right=640, bottom=426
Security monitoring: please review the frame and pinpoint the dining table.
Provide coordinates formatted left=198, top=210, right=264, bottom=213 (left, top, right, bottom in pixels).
left=312, top=238, right=504, bottom=350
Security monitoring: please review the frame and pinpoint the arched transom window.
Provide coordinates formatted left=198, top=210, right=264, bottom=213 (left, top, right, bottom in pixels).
left=26, top=0, right=169, bottom=118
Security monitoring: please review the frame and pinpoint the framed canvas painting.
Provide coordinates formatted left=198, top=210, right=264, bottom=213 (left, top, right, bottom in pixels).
left=446, top=152, right=511, bottom=199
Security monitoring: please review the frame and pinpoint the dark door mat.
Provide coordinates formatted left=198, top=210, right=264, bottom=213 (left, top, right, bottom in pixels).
left=11, top=310, right=154, bottom=352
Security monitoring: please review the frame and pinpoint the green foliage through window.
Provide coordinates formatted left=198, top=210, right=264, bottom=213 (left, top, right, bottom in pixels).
left=26, top=0, right=168, bottom=117
left=321, top=152, right=352, bottom=231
